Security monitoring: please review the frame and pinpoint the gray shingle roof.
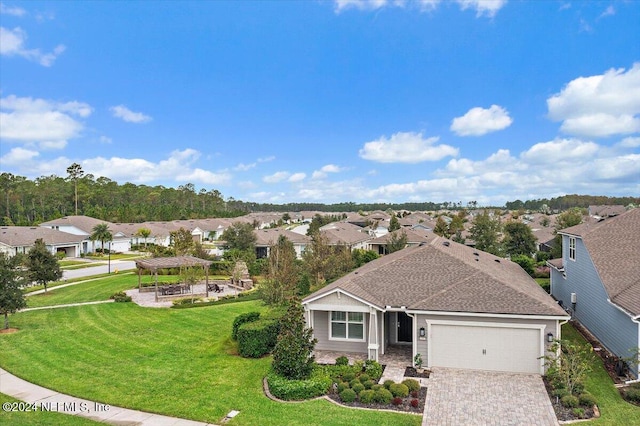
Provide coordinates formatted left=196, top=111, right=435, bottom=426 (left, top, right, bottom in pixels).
left=254, top=228, right=311, bottom=246
left=0, top=226, right=84, bottom=246
left=560, top=208, right=640, bottom=315
left=305, top=235, right=566, bottom=317
left=39, top=215, right=111, bottom=234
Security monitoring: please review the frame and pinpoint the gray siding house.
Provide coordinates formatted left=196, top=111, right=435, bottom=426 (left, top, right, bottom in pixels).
left=303, top=235, right=569, bottom=375
left=549, top=208, right=640, bottom=376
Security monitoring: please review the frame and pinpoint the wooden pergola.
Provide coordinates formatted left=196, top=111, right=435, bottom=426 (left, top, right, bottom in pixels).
left=135, top=256, right=213, bottom=301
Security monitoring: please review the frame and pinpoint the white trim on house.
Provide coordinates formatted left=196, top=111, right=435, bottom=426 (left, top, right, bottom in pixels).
left=303, top=288, right=382, bottom=311
left=405, top=309, right=569, bottom=321
left=328, top=311, right=366, bottom=342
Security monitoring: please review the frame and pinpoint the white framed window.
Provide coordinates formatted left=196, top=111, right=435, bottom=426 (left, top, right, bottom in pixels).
left=568, top=237, right=576, bottom=261
left=330, top=311, right=365, bottom=341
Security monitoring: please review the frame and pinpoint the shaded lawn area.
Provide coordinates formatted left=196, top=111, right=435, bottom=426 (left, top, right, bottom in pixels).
left=0, top=393, right=101, bottom=426
left=0, top=301, right=420, bottom=426
left=562, top=323, right=640, bottom=425
left=26, top=273, right=138, bottom=308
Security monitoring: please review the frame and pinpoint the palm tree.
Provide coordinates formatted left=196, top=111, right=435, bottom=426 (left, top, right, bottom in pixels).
left=90, top=223, right=113, bottom=256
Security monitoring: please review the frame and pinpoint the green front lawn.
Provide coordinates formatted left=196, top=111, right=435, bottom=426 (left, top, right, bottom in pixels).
left=562, top=323, right=640, bottom=425
left=25, top=273, right=137, bottom=308
left=0, top=302, right=420, bottom=425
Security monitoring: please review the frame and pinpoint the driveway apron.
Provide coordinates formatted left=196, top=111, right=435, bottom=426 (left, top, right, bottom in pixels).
left=423, top=368, right=558, bottom=426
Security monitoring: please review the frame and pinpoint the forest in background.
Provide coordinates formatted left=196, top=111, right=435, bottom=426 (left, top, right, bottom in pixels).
left=1, top=170, right=638, bottom=226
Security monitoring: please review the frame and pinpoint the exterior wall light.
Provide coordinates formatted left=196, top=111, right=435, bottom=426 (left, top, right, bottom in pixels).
left=419, top=327, right=426, bottom=338
left=547, top=333, right=554, bottom=343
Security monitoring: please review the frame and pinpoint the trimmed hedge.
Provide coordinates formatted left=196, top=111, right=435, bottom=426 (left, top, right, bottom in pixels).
left=267, top=372, right=331, bottom=401
left=402, top=379, right=420, bottom=393
left=237, top=318, right=280, bottom=358
left=232, top=311, right=261, bottom=340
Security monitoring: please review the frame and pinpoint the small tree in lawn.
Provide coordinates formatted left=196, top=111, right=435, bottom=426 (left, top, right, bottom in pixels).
left=0, top=253, right=28, bottom=329
left=27, top=239, right=62, bottom=294
left=543, top=339, right=592, bottom=396
left=272, top=298, right=317, bottom=380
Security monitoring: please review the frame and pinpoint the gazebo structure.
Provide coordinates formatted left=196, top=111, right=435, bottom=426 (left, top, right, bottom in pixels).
left=135, top=256, right=213, bottom=301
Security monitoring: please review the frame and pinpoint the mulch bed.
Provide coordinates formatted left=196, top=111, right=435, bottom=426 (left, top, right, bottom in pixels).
left=327, top=387, right=427, bottom=414
left=543, top=378, right=597, bottom=422
left=0, top=328, right=19, bottom=334
left=404, top=367, right=430, bottom=378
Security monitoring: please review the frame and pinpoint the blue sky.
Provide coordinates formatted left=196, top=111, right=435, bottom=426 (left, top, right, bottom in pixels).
left=1, top=0, right=639, bottom=206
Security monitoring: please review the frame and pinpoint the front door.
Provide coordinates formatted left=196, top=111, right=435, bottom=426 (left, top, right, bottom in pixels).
left=397, top=312, right=412, bottom=343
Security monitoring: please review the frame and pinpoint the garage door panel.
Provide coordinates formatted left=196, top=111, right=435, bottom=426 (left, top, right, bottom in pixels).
left=430, top=324, right=541, bottom=374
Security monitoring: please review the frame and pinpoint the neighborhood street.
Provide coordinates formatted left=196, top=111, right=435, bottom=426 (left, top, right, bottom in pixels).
left=62, top=260, right=137, bottom=280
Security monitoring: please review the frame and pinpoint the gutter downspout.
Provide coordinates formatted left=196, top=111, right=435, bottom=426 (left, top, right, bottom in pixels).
left=405, top=312, right=417, bottom=367
left=606, top=298, right=640, bottom=384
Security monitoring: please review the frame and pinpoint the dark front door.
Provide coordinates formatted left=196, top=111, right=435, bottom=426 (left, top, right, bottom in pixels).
left=397, top=312, right=412, bottom=343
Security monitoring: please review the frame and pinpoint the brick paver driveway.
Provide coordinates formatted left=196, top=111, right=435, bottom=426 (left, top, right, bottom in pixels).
left=423, top=368, right=558, bottom=426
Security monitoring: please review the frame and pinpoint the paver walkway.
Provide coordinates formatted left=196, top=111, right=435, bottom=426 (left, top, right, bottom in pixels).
left=0, top=368, right=217, bottom=426
left=423, top=368, right=559, bottom=426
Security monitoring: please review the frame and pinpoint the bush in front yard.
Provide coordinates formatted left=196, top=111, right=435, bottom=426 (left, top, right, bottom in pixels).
left=339, top=388, right=357, bottom=403
left=561, top=394, right=579, bottom=408
left=373, top=388, right=393, bottom=404
left=266, top=372, right=331, bottom=401
left=362, top=379, right=375, bottom=389
left=358, top=373, right=370, bottom=383
left=410, top=398, right=419, bottom=408
left=624, top=388, right=640, bottom=403
left=389, top=383, right=409, bottom=398
left=578, top=393, right=597, bottom=407
left=392, top=397, right=403, bottom=405
left=335, top=356, right=349, bottom=366
left=336, top=381, right=349, bottom=393
left=352, top=383, right=365, bottom=395
left=383, top=379, right=395, bottom=389
left=572, top=408, right=586, bottom=418
left=237, top=318, right=280, bottom=358
left=402, top=379, right=420, bottom=393
left=363, top=360, right=383, bottom=381
left=110, top=291, right=131, bottom=302
left=359, top=389, right=375, bottom=404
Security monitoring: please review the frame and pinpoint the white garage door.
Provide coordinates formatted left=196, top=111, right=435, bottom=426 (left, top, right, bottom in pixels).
left=430, top=323, right=542, bottom=374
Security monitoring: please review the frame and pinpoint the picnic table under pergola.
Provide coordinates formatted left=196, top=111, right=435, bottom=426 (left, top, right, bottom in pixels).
left=135, top=256, right=213, bottom=301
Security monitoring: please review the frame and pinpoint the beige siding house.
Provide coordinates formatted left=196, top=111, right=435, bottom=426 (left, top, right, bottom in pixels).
left=303, top=235, right=569, bottom=375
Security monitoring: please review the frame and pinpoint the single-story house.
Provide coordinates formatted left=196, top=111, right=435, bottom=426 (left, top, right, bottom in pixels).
left=549, top=207, right=640, bottom=376
left=0, top=226, right=84, bottom=257
left=40, top=215, right=131, bottom=253
left=367, top=228, right=432, bottom=255
left=254, top=228, right=311, bottom=259
left=303, top=235, right=569, bottom=374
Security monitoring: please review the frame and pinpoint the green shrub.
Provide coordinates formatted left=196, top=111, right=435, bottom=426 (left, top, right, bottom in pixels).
left=573, top=381, right=585, bottom=394
left=373, top=388, right=393, bottom=404
left=266, top=372, right=331, bottom=401
left=349, top=379, right=361, bottom=388
left=371, top=384, right=383, bottom=391
left=232, top=311, right=261, bottom=340
left=552, top=388, right=570, bottom=399
left=625, top=388, right=640, bottom=403
left=402, top=379, right=420, bottom=393
left=236, top=318, right=280, bottom=358
left=358, top=373, right=370, bottom=383
left=363, top=360, right=383, bottom=381
left=336, top=381, right=349, bottom=393
left=389, top=383, right=409, bottom=398
left=578, top=393, right=597, bottom=407
left=343, top=372, right=356, bottom=382
left=339, top=388, right=357, bottom=403
left=335, top=356, right=349, bottom=366
left=383, top=379, right=395, bottom=389
left=171, top=297, right=202, bottom=306
left=572, top=408, right=585, bottom=418
left=561, top=395, right=579, bottom=408
left=110, top=291, right=131, bottom=302
left=359, top=389, right=376, bottom=404
left=362, top=379, right=375, bottom=390
left=352, top=383, right=365, bottom=395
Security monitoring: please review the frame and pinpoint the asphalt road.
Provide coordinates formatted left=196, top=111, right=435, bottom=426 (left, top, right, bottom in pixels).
left=62, top=260, right=137, bottom=280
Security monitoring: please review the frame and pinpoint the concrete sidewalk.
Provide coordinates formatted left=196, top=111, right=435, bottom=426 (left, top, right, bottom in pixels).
left=0, top=368, right=218, bottom=425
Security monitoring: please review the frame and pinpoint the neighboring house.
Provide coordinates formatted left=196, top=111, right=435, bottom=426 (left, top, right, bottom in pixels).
left=549, top=208, right=640, bottom=375
left=367, top=228, right=432, bottom=255
left=588, top=205, right=626, bottom=218
left=254, top=228, right=311, bottom=259
left=303, top=235, right=569, bottom=374
left=40, top=215, right=131, bottom=253
left=0, top=226, right=84, bottom=257
left=320, top=222, right=372, bottom=250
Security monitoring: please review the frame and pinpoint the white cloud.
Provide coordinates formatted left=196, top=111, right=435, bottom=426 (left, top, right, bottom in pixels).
left=520, top=138, right=599, bottom=164
left=450, top=105, right=513, bottom=136
left=0, top=95, right=91, bottom=149
left=456, top=0, right=507, bottom=18
left=263, top=171, right=290, bottom=183
left=0, top=147, right=39, bottom=165
left=288, top=172, right=306, bottom=182
left=312, top=164, right=345, bottom=179
left=359, top=131, right=458, bottom=163
left=618, top=137, right=640, bottom=148
left=258, top=155, right=275, bottom=163
left=0, top=26, right=65, bottom=66
left=598, top=5, right=615, bottom=19
left=0, top=3, right=26, bottom=16
left=110, top=105, right=152, bottom=123
left=547, top=63, right=640, bottom=137
left=99, top=136, right=112, bottom=144
left=234, top=162, right=256, bottom=171
left=333, top=0, right=505, bottom=16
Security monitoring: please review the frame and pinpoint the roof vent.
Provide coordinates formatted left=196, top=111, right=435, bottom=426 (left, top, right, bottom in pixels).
left=442, top=241, right=450, bottom=247
left=494, top=259, right=500, bottom=263
left=475, top=258, right=479, bottom=261
left=473, top=252, right=479, bottom=256
left=418, top=242, right=426, bottom=247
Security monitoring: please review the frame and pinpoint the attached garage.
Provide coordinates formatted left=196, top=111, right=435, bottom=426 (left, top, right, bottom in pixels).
left=428, top=321, right=544, bottom=374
